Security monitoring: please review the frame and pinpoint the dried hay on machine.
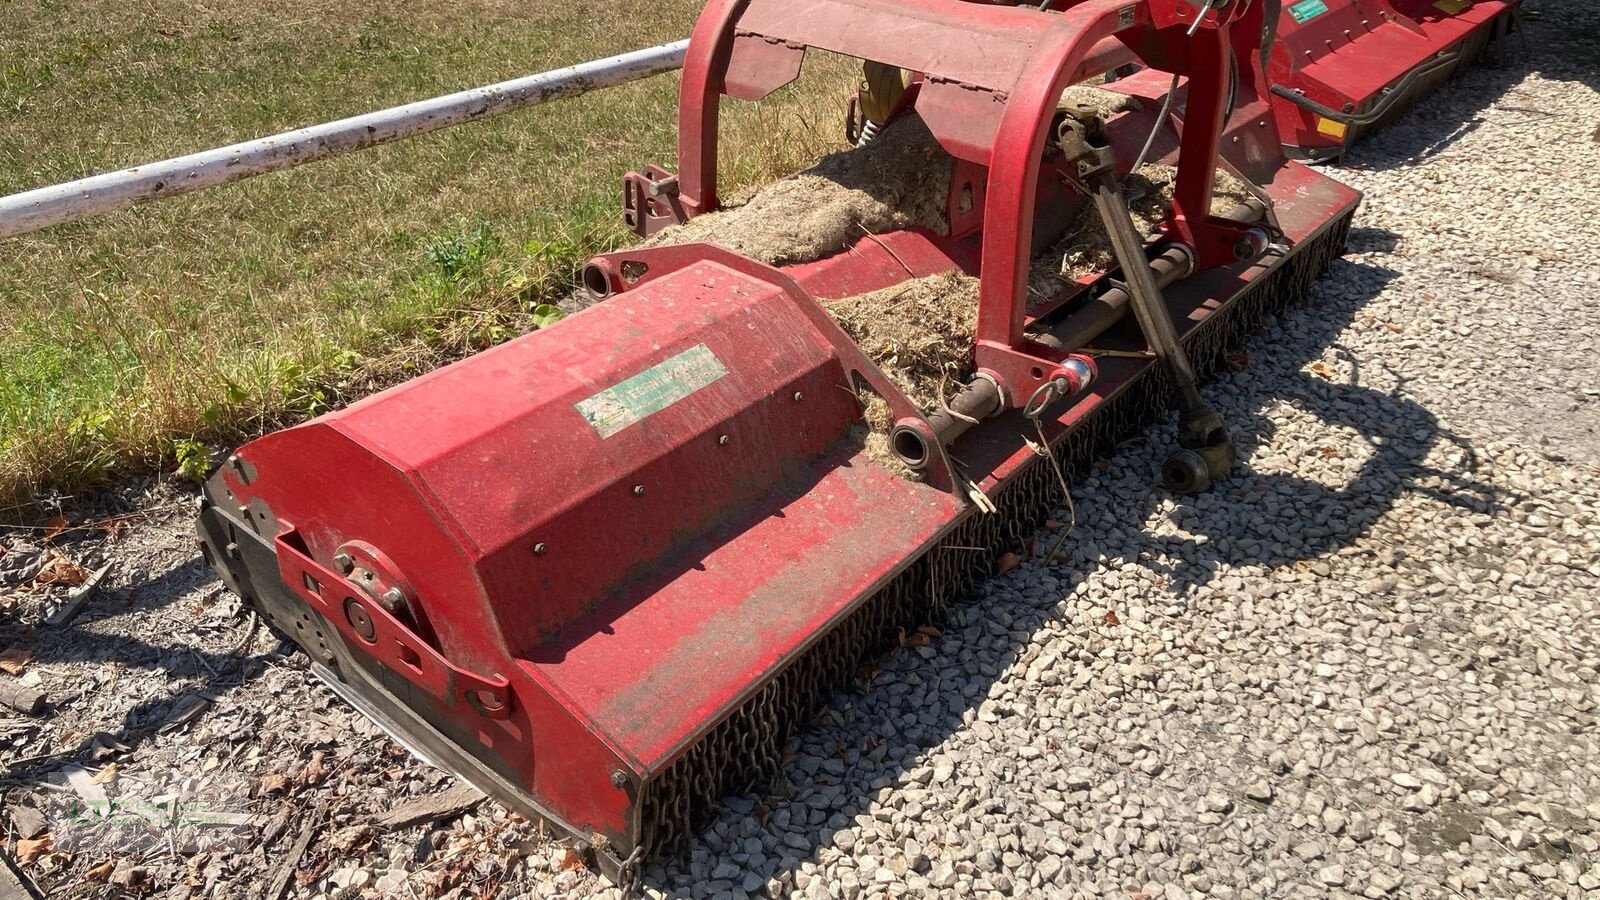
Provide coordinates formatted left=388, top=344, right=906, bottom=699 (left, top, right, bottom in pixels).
left=645, top=115, right=953, bottom=265
left=647, top=96, right=1255, bottom=471
left=823, top=271, right=980, bottom=409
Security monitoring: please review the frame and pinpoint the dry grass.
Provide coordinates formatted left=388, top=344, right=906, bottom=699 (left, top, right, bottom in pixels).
left=645, top=113, right=951, bottom=264
left=0, top=0, right=852, bottom=512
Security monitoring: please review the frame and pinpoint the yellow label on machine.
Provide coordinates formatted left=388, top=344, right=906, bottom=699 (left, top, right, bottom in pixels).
left=1317, top=117, right=1349, bottom=140
left=1434, top=0, right=1471, bottom=13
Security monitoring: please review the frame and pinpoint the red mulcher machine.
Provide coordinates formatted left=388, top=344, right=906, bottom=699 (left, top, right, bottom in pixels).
left=1267, top=0, right=1523, bottom=161
left=197, top=0, right=1388, bottom=888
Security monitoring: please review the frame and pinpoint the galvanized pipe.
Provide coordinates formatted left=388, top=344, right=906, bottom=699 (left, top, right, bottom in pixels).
left=0, top=41, right=690, bottom=240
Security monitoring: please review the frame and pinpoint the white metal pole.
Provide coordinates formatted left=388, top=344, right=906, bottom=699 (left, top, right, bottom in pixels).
left=0, top=40, right=689, bottom=240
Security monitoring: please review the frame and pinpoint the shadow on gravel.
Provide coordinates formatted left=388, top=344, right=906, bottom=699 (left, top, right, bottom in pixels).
left=1138, top=362, right=1508, bottom=598
left=0, top=548, right=267, bottom=791
left=642, top=244, right=1513, bottom=894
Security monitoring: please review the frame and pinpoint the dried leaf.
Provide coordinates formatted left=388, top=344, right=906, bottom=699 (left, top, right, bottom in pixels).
left=41, top=516, right=70, bottom=543
left=559, top=848, right=585, bottom=872
left=1225, top=352, right=1250, bottom=372
left=33, top=556, right=88, bottom=588
left=330, top=824, right=376, bottom=853
left=84, top=859, right=116, bottom=882
left=16, top=835, right=52, bottom=864
left=1383, top=322, right=1404, bottom=333
left=296, top=750, right=327, bottom=786
left=91, top=763, right=120, bottom=785
left=1044, top=519, right=1066, bottom=530
left=1092, top=458, right=1111, bottom=472
left=904, top=633, right=931, bottom=648
left=1319, top=447, right=1340, bottom=459
left=997, top=552, right=1023, bottom=575
left=916, top=625, right=942, bottom=639
left=0, top=647, right=33, bottom=675
left=96, top=517, right=129, bottom=540
left=1104, top=610, right=1121, bottom=627
left=258, top=773, right=290, bottom=795
left=1308, top=361, right=1334, bottom=379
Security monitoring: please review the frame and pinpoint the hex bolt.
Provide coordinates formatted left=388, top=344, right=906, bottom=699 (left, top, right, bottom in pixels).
left=633, top=484, right=646, bottom=496
left=533, top=542, right=548, bottom=555
left=610, top=769, right=627, bottom=788
left=380, top=588, right=406, bottom=613
left=333, top=552, right=355, bottom=574
left=718, top=434, right=731, bottom=446
left=793, top=391, right=805, bottom=402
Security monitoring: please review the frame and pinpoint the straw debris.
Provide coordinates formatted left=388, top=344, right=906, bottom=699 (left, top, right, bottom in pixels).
left=1059, top=84, right=1141, bottom=120
left=822, top=272, right=980, bottom=410
left=852, top=393, right=918, bottom=480
left=648, top=105, right=1254, bottom=474
left=645, top=115, right=953, bottom=265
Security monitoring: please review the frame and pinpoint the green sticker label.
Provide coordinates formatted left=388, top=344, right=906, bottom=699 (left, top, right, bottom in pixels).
left=1288, top=0, right=1330, bottom=23
left=576, top=343, right=727, bottom=438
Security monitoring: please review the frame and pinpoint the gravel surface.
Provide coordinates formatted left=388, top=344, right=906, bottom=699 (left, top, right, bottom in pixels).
left=3, top=4, right=1597, bottom=898
left=636, top=8, right=1600, bottom=900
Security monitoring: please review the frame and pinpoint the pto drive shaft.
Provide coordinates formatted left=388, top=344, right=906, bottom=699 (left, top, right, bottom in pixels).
left=1059, top=113, right=1236, bottom=493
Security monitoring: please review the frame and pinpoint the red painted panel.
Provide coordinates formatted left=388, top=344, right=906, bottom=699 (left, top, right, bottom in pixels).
left=526, top=447, right=960, bottom=769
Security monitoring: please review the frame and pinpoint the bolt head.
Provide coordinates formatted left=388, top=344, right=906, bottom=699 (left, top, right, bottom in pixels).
left=533, top=542, right=548, bottom=555
left=610, top=769, right=627, bottom=788
left=632, top=484, right=646, bottom=496
left=717, top=434, right=730, bottom=446
left=792, top=391, right=805, bottom=402
left=333, top=552, right=354, bottom=574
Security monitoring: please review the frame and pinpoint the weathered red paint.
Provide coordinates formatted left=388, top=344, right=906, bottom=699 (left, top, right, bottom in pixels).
left=203, top=0, right=1364, bottom=867
left=1268, top=0, right=1522, bottom=160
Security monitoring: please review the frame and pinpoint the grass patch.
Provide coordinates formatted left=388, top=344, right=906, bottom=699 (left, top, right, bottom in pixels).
left=0, top=0, right=852, bottom=514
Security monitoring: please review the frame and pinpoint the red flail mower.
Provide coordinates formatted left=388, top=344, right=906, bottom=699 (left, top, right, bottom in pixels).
left=1266, top=0, right=1523, bottom=161
left=195, top=0, right=1499, bottom=887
